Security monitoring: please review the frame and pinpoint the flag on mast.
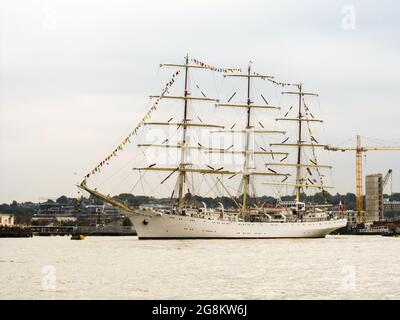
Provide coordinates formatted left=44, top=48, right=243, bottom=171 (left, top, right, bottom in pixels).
left=339, top=201, right=344, bottom=216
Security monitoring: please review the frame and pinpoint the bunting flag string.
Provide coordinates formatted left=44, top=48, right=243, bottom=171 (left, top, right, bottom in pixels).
left=248, top=71, right=298, bottom=87
left=82, top=70, right=181, bottom=182
left=267, top=78, right=299, bottom=88
left=252, top=71, right=269, bottom=80
left=191, top=58, right=241, bottom=73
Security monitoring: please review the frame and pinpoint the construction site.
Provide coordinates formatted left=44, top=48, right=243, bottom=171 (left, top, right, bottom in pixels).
left=326, top=135, right=400, bottom=235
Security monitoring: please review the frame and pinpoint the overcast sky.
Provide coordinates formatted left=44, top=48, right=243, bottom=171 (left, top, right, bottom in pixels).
left=1, top=0, right=400, bottom=203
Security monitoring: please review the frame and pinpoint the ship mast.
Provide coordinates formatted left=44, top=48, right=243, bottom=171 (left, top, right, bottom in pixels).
left=218, top=63, right=291, bottom=217
left=281, top=85, right=323, bottom=200
left=177, top=54, right=190, bottom=208
left=132, top=55, right=233, bottom=210
left=266, top=85, right=335, bottom=197
left=242, top=63, right=252, bottom=213
left=134, top=58, right=291, bottom=214
left=295, top=83, right=303, bottom=202
left=77, top=58, right=302, bottom=215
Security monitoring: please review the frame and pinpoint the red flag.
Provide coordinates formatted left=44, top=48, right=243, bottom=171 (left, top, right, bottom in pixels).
left=339, top=201, right=344, bottom=217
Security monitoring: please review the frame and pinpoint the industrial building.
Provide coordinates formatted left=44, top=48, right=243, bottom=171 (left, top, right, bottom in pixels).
left=365, top=173, right=384, bottom=222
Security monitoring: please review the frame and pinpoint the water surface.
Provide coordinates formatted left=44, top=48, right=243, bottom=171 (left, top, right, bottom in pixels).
left=0, top=235, right=399, bottom=299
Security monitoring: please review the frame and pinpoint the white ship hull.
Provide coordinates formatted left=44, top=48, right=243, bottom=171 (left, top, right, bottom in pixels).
left=126, top=210, right=347, bottom=239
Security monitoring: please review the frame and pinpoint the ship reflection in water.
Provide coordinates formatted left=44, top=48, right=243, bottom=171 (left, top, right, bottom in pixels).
left=0, top=235, right=399, bottom=299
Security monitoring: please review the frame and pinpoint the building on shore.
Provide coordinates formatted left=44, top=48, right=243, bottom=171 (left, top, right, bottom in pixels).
left=76, top=204, right=123, bottom=226
left=383, top=199, right=400, bottom=211
left=365, top=173, right=384, bottom=222
left=31, top=201, right=77, bottom=225
left=31, top=201, right=125, bottom=227
left=0, top=213, right=14, bottom=226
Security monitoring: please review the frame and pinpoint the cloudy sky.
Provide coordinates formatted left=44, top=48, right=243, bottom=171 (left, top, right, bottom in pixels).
left=1, top=0, right=400, bottom=203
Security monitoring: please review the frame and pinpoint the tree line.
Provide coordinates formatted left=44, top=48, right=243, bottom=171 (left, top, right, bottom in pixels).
left=3, top=192, right=400, bottom=216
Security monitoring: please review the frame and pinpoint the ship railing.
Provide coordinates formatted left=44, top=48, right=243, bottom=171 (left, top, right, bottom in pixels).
left=301, top=217, right=334, bottom=222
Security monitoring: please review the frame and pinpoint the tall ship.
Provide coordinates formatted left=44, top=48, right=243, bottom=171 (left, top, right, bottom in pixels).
left=78, top=55, right=347, bottom=239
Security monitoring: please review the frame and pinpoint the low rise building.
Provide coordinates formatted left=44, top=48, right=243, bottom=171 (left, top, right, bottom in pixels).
left=0, top=213, right=15, bottom=226
left=383, top=199, right=400, bottom=211
left=76, top=204, right=123, bottom=226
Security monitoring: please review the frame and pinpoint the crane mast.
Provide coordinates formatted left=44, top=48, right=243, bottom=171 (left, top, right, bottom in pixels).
left=356, top=135, right=363, bottom=215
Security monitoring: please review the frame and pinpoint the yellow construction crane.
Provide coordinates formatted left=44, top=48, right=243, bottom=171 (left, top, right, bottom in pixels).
left=382, top=169, right=393, bottom=195
left=325, top=135, right=400, bottom=223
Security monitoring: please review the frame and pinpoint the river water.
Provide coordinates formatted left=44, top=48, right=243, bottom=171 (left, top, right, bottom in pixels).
left=0, top=235, right=399, bottom=299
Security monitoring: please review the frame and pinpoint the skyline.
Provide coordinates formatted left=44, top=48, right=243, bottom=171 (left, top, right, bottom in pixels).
left=1, top=0, right=400, bottom=203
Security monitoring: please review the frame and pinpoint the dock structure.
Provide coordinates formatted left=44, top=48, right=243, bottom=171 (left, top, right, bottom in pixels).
left=30, top=225, right=137, bottom=236
left=0, top=213, right=33, bottom=237
left=30, top=226, right=75, bottom=236
left=0, top=226, right=32, bottom=238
